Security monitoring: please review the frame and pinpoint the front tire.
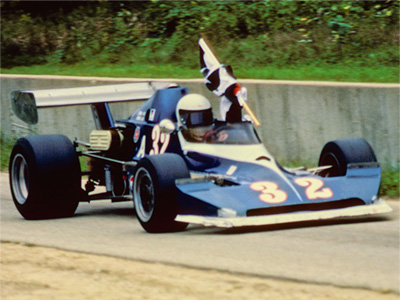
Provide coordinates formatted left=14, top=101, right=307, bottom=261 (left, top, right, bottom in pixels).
left=133, top=154, right=190, bottom=233
left=318, top=138, right=377, bottom=177
left=9, top=135, right=81, bottom=220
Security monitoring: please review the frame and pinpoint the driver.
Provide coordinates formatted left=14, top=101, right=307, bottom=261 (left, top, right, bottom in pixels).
left=177, top=93, right=225, bottom=142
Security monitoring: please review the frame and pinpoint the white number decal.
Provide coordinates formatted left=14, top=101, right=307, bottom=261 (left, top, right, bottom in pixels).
left=150, top=125, right=170, bottom=155
left=150, top=125, right=160, bottom=155
left=137, top=136, right=146, bottom=158
left=294, top=177, right=333, bottom=200
left=160, top=130, right=170, bottom=154
left=250, top=181, right=288, bottom=204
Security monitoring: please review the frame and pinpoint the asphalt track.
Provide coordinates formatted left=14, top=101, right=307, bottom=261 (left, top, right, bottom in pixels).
left=1, top=172, right=399, bottom=293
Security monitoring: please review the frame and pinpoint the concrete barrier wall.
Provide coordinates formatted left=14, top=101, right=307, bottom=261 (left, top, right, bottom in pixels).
left=1, top=75, right=399, bottom=167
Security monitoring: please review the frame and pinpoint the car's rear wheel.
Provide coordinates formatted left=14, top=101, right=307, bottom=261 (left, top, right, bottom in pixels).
left=9, top=135, right=81, bottom=219
left=133, top=154, right=190, bottom=233
left=318, top=138, right=377, bottom=177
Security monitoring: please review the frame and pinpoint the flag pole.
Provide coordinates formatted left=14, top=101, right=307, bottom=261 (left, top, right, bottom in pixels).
left=236, top=93, right=261, bottom=127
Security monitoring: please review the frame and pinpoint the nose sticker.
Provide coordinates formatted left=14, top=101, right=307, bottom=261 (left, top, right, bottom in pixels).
left=226, top=165, right=237, bottom=176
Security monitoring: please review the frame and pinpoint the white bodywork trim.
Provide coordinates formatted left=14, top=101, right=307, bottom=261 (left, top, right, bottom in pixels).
left=181, top=142, right=274, bottom=165
left=175, top=199, right=393, bottom=228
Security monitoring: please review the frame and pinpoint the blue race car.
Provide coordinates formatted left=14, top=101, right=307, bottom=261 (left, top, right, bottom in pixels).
left=9, top=81, right=392, bottom=233
left=8, top=38, right=391, bottom=233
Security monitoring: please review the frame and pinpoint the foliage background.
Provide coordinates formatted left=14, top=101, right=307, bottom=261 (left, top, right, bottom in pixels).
left=1, top=0, right=399, bottom=75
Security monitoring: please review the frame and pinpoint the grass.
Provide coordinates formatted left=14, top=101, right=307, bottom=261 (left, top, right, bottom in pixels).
left=0, top=63, right=200, bottom=79
left=381, top=167, right=400, bottom=198
left=237, top=64, right=399, bottom=83
left=1, top=61, right=399, bottom=83
left=1, top=139, right=14, bottom=172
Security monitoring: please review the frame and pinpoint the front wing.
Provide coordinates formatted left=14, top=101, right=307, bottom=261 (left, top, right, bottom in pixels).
left=175, top=199, right=392, bottom=228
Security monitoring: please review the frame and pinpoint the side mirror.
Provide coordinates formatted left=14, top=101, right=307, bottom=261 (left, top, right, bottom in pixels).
left=159, top=119, right=176, bottom=134
left=11, top=91, right=38, bottom=124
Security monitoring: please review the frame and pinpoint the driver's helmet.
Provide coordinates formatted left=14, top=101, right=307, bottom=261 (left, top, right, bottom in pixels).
left=176, top=94, right=214, bottom=141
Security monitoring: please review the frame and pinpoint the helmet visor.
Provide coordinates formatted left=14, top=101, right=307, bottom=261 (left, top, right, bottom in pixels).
left=180, top=109, right=213, bottom=127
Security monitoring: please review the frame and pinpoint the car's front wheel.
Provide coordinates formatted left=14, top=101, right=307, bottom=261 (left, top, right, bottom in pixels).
left=133, top=154, right=190, bottom=233
left=318, top=138, right=378, bottom=177
left=9, top=135, right=82, bottom=220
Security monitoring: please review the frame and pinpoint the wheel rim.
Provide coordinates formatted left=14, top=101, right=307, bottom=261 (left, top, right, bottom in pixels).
left=134, top=167, right=155, bottom=222
left=11, top=154, right=29, bottom=204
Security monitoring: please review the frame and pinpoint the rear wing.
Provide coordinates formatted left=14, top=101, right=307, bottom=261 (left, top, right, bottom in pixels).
left=11, top=81, right=174, bottom=125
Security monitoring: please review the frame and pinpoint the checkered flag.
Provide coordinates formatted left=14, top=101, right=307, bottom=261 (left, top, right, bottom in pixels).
left=199, top=38, right=238, bottom=97
left=199, top=38, right=260, bottom=126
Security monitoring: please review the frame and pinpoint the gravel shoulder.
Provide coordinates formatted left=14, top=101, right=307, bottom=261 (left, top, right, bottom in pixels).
left=1, top=242, right=397, bottom=300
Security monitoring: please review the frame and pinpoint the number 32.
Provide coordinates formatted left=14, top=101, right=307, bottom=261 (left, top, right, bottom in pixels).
left=251, top=178, right=333, bottom=204
left=150, top=125, right=170, bottom=155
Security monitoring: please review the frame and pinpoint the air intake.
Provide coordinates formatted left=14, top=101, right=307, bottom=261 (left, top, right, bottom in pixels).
left=90, top=130, right=123, bottom=152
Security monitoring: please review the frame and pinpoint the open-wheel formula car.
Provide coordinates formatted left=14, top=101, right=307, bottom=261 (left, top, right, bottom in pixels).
left=9, top=80, right=392, bottom=233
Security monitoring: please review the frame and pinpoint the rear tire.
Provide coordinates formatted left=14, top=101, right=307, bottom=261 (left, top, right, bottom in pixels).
left=318, top=138, right=377, bottom=177
left=133, top=154, right=190, bottom=233
left=9, top=135, right=81, bottom=219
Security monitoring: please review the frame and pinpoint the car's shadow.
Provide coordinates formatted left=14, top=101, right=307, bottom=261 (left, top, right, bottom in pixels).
left=74, top=202, right=135, bottom=219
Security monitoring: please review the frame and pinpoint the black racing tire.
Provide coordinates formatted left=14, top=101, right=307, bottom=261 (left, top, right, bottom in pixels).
left=9, top=135, right=81, bottom=220
left=133, top=153, right=190, bottom=233
left=318, top=138, right=377, bottom=177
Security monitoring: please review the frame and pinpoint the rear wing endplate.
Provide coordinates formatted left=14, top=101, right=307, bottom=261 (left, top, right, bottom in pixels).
left=11, top=81, right=173, bottom=124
